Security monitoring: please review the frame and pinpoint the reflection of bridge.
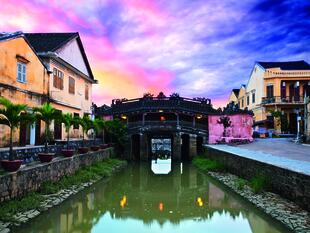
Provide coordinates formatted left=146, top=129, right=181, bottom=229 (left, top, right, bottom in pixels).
left=97, top=94, right=219, bottom=160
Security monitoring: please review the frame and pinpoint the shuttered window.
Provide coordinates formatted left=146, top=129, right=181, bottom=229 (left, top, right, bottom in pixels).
left=53, top=68, right=64, bottom=90
left=17, top=62, right=26, bottom=83
left=68, top=77, right=75, bottom=94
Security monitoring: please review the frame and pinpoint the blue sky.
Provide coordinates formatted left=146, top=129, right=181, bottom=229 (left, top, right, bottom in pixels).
left=1, top=0, right=310, bottom=106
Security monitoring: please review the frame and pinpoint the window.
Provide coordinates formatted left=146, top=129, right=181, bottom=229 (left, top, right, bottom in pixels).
left=53, top=68, right=64, bottom=90
left=85, top=84, right=89, bottom=100
left=247, top=95, right=250, bottom=105
left=73, top=113, right=79, bottom=129
left=68, top=77, right=75, bottom=94
left=241, top=99, right=244, bottom=108
left=17, top=62, right=26, bottom=83
left=266, top=85, right=274, bottom=98
left=252, top=92, right=255, bottom=103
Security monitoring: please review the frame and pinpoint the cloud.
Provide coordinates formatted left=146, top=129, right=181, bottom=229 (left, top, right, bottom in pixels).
left=0, top=0, right=309, bottom=108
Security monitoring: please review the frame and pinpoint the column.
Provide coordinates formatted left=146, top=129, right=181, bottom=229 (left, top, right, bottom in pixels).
left=189, top=134, right=197, bottom=159
left=172, top=133, right=181, bottom=161
left=140, top=133, right=148, bottom=161
left=193, top=116, right=196, bottom=127
left=30, top=123, right=36, bottom=145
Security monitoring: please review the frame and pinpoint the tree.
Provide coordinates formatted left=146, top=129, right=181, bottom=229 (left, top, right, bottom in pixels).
left=217, top=115, right=232, bottom=137
left=76, top=115, right=93, bottom=147
left=0, top=97, right=34, bottom=160
left=104, top=119, right=127, bottom=154
left=33, top=102, right=61, bottom=153
left=93, top=118, right=105, bottom=144
left=61, top=113, right=75, bottom=149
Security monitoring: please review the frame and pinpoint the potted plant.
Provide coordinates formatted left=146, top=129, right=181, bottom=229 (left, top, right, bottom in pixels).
left=0, top=97, right=34, bottom=172
left=76, top=115, right=93, bottom=154
left=92, top=118, right=105, bottom=151
left=61, top=113, right=75, bottom=157
left=33, top=102, right=60, bottom=163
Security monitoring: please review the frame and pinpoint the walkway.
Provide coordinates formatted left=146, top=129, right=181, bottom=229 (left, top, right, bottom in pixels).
left=206, top=138, right=310, bottom=176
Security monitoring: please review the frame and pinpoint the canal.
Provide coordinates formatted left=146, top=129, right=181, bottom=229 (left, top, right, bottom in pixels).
left=15, top=161, right=291, bottom=233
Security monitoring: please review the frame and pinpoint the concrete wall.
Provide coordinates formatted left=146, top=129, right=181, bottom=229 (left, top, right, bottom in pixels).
left=205, top=147, right=310, bottom=211
left=0, top=148, right=113, bottom=202
left=208, top=114, right=253, bottom=144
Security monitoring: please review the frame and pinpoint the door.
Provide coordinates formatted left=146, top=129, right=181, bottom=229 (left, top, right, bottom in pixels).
left=35, top=119, right=41, bottom=145
left=19, top=122, right=30, bottom=146
left=54, top=110, right=62, bottom=140
left=289, top=113, right=297, bottom=134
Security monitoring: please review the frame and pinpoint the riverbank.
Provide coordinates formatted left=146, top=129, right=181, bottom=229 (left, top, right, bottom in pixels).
left=0, top=158, right=127, bottom=233
left=193, top=157, right=310, bottom=233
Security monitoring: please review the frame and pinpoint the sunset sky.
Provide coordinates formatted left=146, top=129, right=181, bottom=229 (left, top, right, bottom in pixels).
left=1, top=0, right=309, bottom=107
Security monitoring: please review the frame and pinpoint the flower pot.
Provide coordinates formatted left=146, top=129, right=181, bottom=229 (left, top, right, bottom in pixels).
left=78, top=147, right=89, bottom=154
left=90, top=146, right=100, bottom=151
left=62, top=149, right=75, bottom=157
left=38, top=153, right=54, bottom=163
left=1, top=160, right=22, bottom=172
left=100, top=144, right=109, bottom=149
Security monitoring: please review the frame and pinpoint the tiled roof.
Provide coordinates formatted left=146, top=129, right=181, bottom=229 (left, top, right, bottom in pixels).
left=232, top=89, right=240, bottom=97
left=0, top=31, right=23, bottom=41
left=257, top=60, right=310, bottom=70
left=24, top=32, right=95, bottom=81
left=24, top=33, right=77, bottom=53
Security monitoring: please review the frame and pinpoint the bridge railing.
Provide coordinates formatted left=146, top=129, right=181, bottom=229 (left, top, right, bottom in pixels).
left=127, top=120, right=208, bottom=130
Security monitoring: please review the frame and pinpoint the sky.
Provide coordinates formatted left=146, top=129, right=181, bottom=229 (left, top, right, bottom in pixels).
left=1, top=0, right=310, bottom=107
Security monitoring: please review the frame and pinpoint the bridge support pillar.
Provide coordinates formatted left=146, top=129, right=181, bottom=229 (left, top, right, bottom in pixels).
left=189, top=134, right=197, bottom=159
left=140, top=133, right=148, bottom=161
left=172, top=133, right=181, bottom=161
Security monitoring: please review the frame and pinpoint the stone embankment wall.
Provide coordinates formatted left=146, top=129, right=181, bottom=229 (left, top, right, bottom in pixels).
left=0, top=148, right=113, bottom=202
left=0, top=139, right=102, bottom=163
left=205, top=147, right=310, bottom=211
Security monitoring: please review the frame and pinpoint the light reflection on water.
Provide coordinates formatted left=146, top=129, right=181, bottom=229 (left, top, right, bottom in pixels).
left=15, top=162, right=291, bottom=233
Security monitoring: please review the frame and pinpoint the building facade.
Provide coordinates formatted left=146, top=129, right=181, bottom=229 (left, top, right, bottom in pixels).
left=0, top=32, right=96, bottom=147
left=25, top=33, right=97, bottom=141
left=230, top=61, right=310, bottom=135
left=0, top=33, right=49, bottom=147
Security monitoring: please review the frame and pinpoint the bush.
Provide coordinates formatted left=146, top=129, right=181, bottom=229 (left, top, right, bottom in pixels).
left=250, top=173, right=268, bottom=193
left=0, top=192, right=43, bottom=221
left=193, top=157, right=225, bottom=172
left=40, top=159, right=126, bottom=195
left=234, top=178, right=248, bottom=190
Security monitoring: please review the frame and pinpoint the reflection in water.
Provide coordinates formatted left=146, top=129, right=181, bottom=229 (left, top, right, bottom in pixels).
left=151, top=159, right=172, bottom=174
left=15, top=163, right=291, bottom=233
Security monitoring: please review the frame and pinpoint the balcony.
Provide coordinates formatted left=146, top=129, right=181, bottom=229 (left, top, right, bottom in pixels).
left=261, top=96, right=305, bottom=105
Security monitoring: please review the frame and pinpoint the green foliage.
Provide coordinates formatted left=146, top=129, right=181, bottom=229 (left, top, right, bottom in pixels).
left=0, top=97, right=34, bottom=160
left=0, top=159, right=126, bottom=221
left=250, top=173, right=268, bottom=193
left=0, top=192, right=43, bottom=222
left=40, top=159, right=126, bottom=194
left=104, top=119, right=128, bottom=154
left=234, top=178, right=248, bottom=190
left=61, top=113, right=75, bottom=148
left=33, top=102, right=61, bottom=152
left=61, top=113, right=75, bottom=133
left=75, top=115, right=94, bottom=145
left=192, top=157, right=225, bottom=172
left=93, top=118, right=105, bottom=144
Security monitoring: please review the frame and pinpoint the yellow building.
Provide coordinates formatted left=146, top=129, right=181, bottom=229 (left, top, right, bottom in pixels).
left=0, top=32, right=97, bottom=147
left=24, top=33, right=97, bottom=141
left=230, top=61, right=310, bottom=135
left=0, top=32, right=49, bottom=147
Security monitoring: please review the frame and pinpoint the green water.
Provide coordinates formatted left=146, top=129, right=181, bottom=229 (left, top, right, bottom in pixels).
left=15, top=162, right=291, bottom=233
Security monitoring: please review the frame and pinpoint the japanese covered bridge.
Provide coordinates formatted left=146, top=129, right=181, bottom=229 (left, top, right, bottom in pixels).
left=96, top=93, right=220, bottom=161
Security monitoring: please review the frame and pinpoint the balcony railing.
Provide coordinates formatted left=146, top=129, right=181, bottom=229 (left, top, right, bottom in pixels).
left=261, top=96, right=305, bottom=105
left=127, top=120, right=208, bottom=130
